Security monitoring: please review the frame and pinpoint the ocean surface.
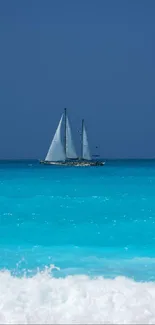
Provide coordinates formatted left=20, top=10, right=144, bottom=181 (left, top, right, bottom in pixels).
left=1, top=160, right=155, bottom=323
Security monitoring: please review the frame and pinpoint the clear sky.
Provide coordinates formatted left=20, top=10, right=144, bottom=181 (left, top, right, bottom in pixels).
left=0, top=0, right=155, bottom=159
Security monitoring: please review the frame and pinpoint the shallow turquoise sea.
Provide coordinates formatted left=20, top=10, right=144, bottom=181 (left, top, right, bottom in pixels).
left=0, top=160, right=155, bottom=280
left=1, top=160, right=155, bottom=323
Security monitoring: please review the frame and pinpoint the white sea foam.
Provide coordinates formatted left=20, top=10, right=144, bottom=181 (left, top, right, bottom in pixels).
left=0, top=266, right=155, bottom=324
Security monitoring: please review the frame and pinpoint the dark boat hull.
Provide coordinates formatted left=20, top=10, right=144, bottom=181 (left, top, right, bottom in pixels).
left=40, top=160, right=105, bottom=167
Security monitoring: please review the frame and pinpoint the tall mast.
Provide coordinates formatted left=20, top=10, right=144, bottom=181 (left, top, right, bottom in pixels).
left=81, top=119, right=84, bottom=160
left=64, top=108, right=67, bottom=159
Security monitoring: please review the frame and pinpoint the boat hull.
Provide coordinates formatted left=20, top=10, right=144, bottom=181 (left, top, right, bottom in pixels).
left=40, top=160, right=105, bottom=167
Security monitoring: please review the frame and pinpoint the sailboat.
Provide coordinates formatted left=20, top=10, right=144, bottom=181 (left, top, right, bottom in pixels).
left=40, top=108, right=104, bottom=166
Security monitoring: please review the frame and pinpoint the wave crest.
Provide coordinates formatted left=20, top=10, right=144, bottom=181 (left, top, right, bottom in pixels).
left=0, top=267, right=155, bottom=323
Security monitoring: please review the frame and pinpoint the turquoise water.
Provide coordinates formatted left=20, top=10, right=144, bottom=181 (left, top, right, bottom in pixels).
left=1, top=160, right=155, bottom=323
left=1, top=160, right=155, bottom=281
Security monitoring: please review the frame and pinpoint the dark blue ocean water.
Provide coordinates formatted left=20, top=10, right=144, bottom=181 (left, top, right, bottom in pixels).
left=0, top=160, right=155, bottom=281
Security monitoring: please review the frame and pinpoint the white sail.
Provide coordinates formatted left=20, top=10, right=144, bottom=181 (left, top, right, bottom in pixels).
left=83, top=124, right=91, bottom=160
left=45, top=115, right=65, bottom=161
left=66, top=117, right=78, bottom=159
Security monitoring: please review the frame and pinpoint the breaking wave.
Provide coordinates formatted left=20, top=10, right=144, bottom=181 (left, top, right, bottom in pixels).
left=0, top=265, right=155, bottom=324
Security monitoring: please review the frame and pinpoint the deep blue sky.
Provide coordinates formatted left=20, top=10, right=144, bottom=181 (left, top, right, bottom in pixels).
left=0, top=0, right=155, bottom=159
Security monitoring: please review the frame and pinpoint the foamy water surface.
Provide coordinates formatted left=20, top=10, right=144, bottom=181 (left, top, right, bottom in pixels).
left=1, top=267, right=155, bottom=324
left=1, top=160, right=155, bottom=323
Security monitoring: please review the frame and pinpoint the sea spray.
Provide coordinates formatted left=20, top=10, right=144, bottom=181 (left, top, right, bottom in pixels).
left=0, top=267, right=155, bottom=324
